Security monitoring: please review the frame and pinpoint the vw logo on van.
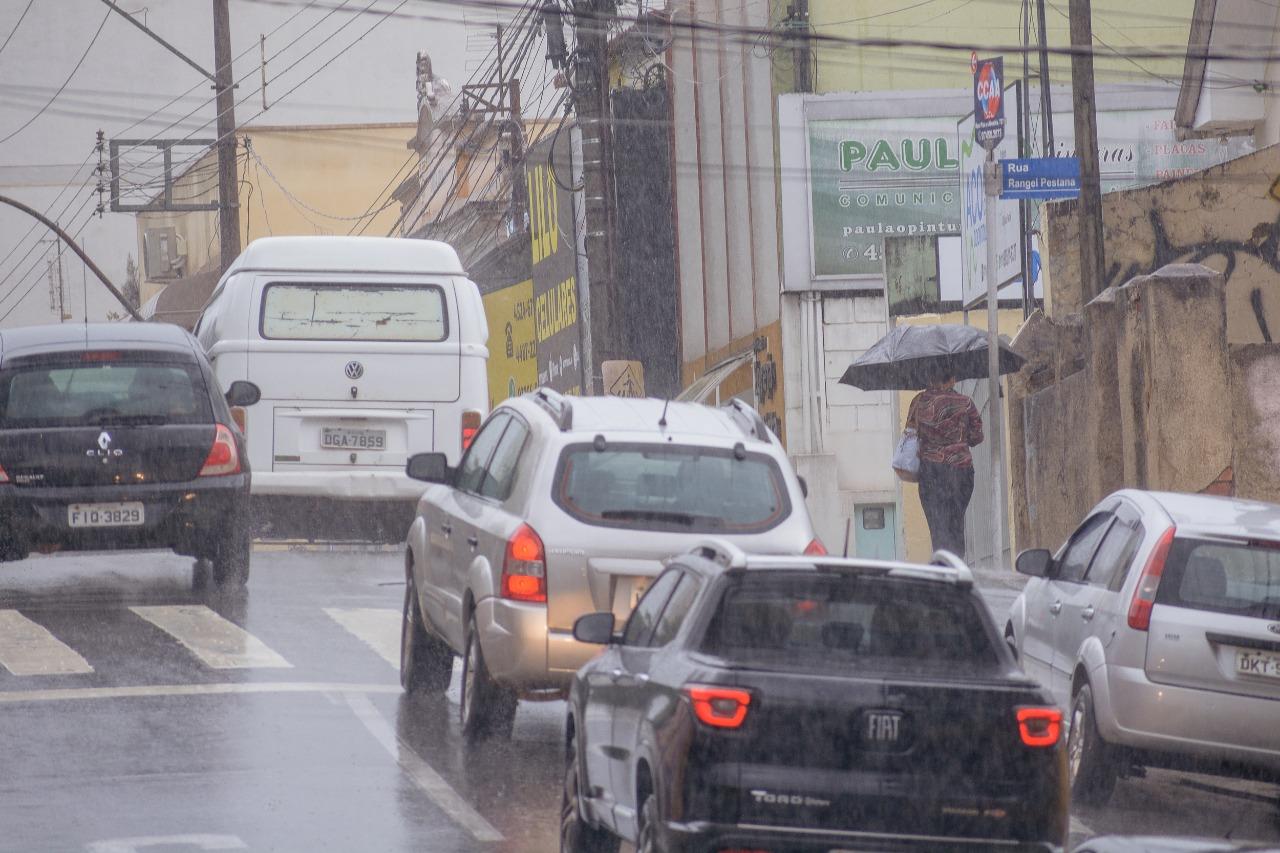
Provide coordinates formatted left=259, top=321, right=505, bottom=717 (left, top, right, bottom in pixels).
left=344, top=361, right=364, bottom=380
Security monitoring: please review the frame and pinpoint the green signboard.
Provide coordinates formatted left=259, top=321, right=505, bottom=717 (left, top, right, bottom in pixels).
left=807, top=117, right=963, bottom=278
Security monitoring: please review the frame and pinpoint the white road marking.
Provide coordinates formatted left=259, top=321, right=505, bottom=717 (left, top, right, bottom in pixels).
left=1069, top=815, right=1094, bottom=836
left=323, top=607, right=400, bottom=669
left=0, top=610, right=94, bottom=676
left=344, top=692, right=504, bottom=843
left=129, top=605, right=291, bottom=669
left=0, top=681, right=400, bottom=705
left=87, top=834, right=247, bottom=852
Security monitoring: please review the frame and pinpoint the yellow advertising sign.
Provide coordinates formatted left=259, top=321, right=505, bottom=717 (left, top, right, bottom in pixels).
left=482, top=279, right=538, bottom=409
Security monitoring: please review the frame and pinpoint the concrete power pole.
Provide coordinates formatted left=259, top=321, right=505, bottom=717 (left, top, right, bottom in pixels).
left=571, top=0, right=617, bottom=377
left=213, top=0, right=241, bottom=273
left=1069, top=0, right=1105, bottom=300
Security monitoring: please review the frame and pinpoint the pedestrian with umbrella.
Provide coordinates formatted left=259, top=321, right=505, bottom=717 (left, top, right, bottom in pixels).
left=840, top=324, right=1026, bottom=561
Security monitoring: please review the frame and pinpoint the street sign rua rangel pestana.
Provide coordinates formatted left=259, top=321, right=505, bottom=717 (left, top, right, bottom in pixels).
left=973, top=57, right=1005, bottom=151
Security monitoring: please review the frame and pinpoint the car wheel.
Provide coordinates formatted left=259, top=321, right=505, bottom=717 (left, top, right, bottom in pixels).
left=636, top=792, right=663, bottom=853
left=459, top=613, right=517, bottom=741
left=210, top=526, right=251, bottom=588
left=1068, top=682, right=1117, bottom=807
left=560, top=733, right=619, bottom=853
left=400, top=574, right=453, bottom=694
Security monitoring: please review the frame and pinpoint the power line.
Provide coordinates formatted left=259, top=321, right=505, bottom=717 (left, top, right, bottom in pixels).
left=0, top=0, right=36, bottom=60
left=0, top=4, right=112, bottom=146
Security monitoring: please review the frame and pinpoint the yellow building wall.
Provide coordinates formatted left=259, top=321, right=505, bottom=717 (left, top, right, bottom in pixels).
left=895, top=308, right=1025, bottom=563
left=682, top=321, right=786, bottom=445
left=808, top=0, right=1193, bottom=94
left=238, top=124, right=414, bottom=243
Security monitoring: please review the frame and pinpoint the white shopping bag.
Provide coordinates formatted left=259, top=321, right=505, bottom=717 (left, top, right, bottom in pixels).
left=892, top=428, right=920, bottom=483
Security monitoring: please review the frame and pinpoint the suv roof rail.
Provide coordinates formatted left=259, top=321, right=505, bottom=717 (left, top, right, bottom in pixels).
left=530, top=387, right=573, bottom=431
left=722, top=398, right=771, bottom=444
left=689, top=538, right=748, bottom=569
left=928, top=549, right=975, bottom=585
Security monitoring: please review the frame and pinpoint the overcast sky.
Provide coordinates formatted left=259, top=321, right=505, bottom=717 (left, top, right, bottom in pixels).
left=0, top=0, right=495, bottom=326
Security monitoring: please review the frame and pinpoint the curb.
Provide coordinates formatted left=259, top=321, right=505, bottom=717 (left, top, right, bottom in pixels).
left=252, top=541, right=402, bottom=554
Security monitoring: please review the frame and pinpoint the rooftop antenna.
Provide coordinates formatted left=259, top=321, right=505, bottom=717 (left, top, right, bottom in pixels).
left=658, top=398, right=670, bottom=428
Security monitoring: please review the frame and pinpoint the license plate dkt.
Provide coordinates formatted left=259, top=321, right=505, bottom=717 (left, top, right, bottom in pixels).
left=68, top=502, right=145, bottom=528
left=321, top=427, right=386, bottom=450
left=1235, top=648, right=1280, bottom=680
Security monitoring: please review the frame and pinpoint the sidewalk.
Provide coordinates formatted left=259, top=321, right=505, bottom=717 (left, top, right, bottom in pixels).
left=971, top=565, right=1027, bottom=593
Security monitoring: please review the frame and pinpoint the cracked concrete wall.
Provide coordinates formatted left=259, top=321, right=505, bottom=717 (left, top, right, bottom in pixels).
left=1232, top=344, right=1280, bottom=503
left=1023, top=371, right=1093, bottom=552
left=1044, top=143, right=1280, bottom=344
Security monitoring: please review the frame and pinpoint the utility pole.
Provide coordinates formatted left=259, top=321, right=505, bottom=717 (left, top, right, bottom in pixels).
left=1069, top=0, right=1105, bottom=300
left=213, top=0, right=241, bottom=273
left=571, top=0, right=617, bottom=379
left=1035, top=0, right=1055, bottom=157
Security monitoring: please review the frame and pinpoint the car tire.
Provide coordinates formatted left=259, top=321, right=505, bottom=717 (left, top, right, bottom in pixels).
left=210, top=525, right=251, bottom=588
left=401, top=574, right=453, bottom=694
left=636, top=792, right=664, bottom=853
left=1068, top=682, right=1118, bottom=807
left=560, top=733, right=619, bottom=853
left=459, top=613, right=517, bottom=741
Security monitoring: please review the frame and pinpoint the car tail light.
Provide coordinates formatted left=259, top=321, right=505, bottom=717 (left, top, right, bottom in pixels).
left=0, top=464, right=8, bottom=484
left=461, top=410, right=483, bottom=451
left=684, top=685, right=752, bottom=729
left=230, top=406, right=247, bottom=433
left=1016, top=706, right=1062, bottom=747
left=1127, top=525, right=1176, bottom=631
left=199, top=424, right=241, bottom=477
left=501, top=523, right=546, bottom=602
left=803, top=538, right=827, bottom=556
left=80, top=350, right=121, bottom=362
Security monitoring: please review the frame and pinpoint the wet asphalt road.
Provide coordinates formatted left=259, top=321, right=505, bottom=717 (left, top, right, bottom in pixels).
left=0, top=548, right=1275, bottom=853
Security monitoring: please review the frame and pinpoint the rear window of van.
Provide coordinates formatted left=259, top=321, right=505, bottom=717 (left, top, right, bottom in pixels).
left=260, top=283, right=448, bottom=342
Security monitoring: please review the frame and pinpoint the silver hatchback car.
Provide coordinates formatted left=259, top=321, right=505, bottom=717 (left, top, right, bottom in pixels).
left=398, top=390, right=822, bottom=739
left=1007, top=490, right=1280, bottom=807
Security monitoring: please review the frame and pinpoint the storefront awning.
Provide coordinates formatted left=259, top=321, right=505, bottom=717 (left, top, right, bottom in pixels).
left=674, top=348, right=754, bottom=404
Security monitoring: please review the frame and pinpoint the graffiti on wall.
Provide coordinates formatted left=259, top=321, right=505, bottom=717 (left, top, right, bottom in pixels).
left=1103, top=208, right=1276, bottom=343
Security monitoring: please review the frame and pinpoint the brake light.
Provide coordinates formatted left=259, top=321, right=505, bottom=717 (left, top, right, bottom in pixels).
left=501, top=523, right=546, bottom=602
left=80, top=350, right=121, bottom=362
left=461, top=410, right=482, bottom=451
left=0, top=463, right=8, bottom=484
left=1016, top=706, right=1062, bottom=747
left=684, top=685, right=752, bottom=729
left=230, top=406, right=247, bottom=433
left=803, top=538, right=828, bottom=556
left=198, top=424, right=241, bottom=476
left=1127, top=525, right=1176, bottom=631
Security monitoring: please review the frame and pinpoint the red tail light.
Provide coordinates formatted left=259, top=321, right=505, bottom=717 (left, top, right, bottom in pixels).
left=461, top=410, right=483, bottom=451
left=803, top=538, right=828, bottom=556
left=230, top=406, right=247, bottom=433
left=0, top=463, right=8, bottom=484
left=1016, top=706, right=1062, bottom=747
left=199, top=424, right=241, bottom=477
left=501, top=523, right=546, bottom=602
left=685, top=685, right=752, bottom=729
left=80, top=350, right=121, bottom=362
left=1127, top=525, right=1176, bottom=631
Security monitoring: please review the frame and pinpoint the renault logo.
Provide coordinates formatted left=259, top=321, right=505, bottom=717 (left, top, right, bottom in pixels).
left=345, top=361, right=364, bottom=380
left=98, top=431, right=112, bottom=450
left=87, top=430, right=123, bottom=461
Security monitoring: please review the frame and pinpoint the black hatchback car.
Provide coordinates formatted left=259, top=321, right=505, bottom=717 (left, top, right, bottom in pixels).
left=562, top=543, right=1068, bottom=853
left=0, top=323, right=260, bottom=586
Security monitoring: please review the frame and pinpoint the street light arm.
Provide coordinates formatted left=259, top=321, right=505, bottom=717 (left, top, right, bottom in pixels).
left=0, top=195, right=144, bottom=322
left=97, top=0, right=217, bottom=82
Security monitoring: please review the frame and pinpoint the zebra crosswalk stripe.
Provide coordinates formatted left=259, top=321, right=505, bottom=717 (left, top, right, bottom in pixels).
left=0, top=610, right=94, bottom=676
left=323, top=607, right=400, bottom=669
left=129, top=605, right=292, bottom=670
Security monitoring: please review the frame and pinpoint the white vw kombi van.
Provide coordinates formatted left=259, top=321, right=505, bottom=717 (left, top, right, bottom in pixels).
left=195, top=236, right=488, bottom=536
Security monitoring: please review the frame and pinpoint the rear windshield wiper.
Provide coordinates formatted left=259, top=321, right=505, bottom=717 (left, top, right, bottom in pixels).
left=600, top=509, right=722, bottom=527
left=86, top=414, right=171, bottom=426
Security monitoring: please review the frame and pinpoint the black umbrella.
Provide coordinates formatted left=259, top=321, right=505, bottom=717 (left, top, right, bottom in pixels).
left=839, top=324, right=1026, bottom=391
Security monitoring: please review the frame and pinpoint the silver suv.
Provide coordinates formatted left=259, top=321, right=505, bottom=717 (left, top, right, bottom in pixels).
left=1007, top=490, right=1280, bottom=807
left=398, top=389, right=823, bottom=739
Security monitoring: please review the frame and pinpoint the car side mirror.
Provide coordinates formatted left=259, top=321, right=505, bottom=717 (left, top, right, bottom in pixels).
left=573, top=612, right=617, bottom=645
left=1015, top=548, right=1054, bottom=578
left=797, top=475, right=809, bottom=499
left=406, top=452, right=452, bottom=484
left=225, top=380, right=261, bottom=407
